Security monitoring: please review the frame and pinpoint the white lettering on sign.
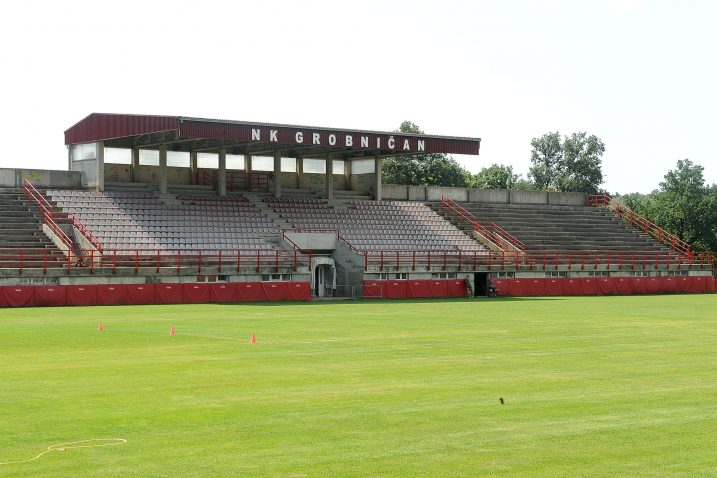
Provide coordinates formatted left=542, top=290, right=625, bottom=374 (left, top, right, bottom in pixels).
left=247, top=127, right=438, bottom=152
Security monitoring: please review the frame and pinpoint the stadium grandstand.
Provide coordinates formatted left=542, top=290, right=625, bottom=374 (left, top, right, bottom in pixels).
left=0, top=113, right=714, bottom=307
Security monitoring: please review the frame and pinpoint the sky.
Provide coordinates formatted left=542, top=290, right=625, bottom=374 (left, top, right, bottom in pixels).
left=1, top=0, right=715, bottom=194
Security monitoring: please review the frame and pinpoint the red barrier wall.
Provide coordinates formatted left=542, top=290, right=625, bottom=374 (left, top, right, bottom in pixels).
left=492, top=279, right=511, bottom=296
left=210, top=283, right=239, bottom=303
left=156, top=284, right=183, bottom=304
left=96, top=284, right=127, bottom=305
left=384, top=281, right=408, bottom=299
left=0, top=287, right=6, bottom=307
left=363, top=281, right=385, bottom=298
left=407, top=280, right=432, bottom=298
left=237, top=282, right=267, bottom=302
left=544, top=278, right=563, bottom=296
left=428, top=280, right=449, bottom=297
left=126, top=284, right=156, bottom=305
left=645, top=277, right=662, bottom=294
left=183, top=283, right=211, bottom=304
left=287, top=282, right=310, bottom=301
left=262, top=282, right=287, bottom=301
left=447, top=280, right=468, bottom=297
left=3, top=286, right=35, bottom=307
left=34, top=286, right=67, bottom=307
left=66, top=285, right=98, bottom=306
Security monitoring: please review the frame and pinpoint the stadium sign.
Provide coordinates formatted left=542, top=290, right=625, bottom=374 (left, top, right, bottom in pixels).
left=250, top=128, right=426, bottom=152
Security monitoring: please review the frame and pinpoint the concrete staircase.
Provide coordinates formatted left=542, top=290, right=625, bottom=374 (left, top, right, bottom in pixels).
left=429, top=201, right=670, bottom=253
left=242, top=192, right=295, bottom=249
left=0, top=187, right=67, bottom=268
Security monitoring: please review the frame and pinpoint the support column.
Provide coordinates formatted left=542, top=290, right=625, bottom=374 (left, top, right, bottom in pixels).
left=344, top=159, right=352, bottom=192
left=244, top=154, right=252, bottom=191
left=96, top=141, right=105, bottom=192
left=158, top=144, right=168, bottom=194
left=130, top=148, right=140, bottom=183
left=325, top=157, right=334, bottom=201
left=273, top=152, right=282, bottom=198
left=189, top=151, right=198, bottom=185
left=218, top=148, right=227, bottom=197
left=296, top=156, right=304, bottom=190
left=373, top=157, right=382, bottom=201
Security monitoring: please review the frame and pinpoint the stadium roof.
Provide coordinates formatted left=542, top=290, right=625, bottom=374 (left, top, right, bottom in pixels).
left=65, top=113, right=481, bottom=159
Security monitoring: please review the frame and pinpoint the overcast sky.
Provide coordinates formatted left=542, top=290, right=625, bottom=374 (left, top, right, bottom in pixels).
left=1, top=0, right=715, bottom=194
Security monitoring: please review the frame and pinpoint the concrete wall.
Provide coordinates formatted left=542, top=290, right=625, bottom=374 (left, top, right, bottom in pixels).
left=284, top=231, right=337, bottom=250
left=509, top=190, right=548, bottom=204
left=351, top=173, right=374, bottom=194
left=382, top=184, right=409, bottom=200
left=408, top=186, right=426, bottom=201
left=0, top=168, right=83, bottom=189
left=135, top=165, right=191, bottom=185
left=104, top=164, right=131, bottom=183
left=548, top=191, right=587, bottom=206
left=426, top=187, right=469, bottom=202
left=299, top=173, right=325, bottom=191
left=468, top=189, right=510, bottom=203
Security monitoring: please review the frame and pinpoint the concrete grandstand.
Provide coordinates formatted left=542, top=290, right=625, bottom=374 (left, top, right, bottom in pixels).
left=0, top=113, right=713, bottom=307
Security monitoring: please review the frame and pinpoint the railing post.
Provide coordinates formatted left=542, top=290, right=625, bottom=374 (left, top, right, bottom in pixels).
left=90, top=250, right=94, bottom=274
left=19, top=250, right=23, bottom=275
left=237, top=250, right=241, bottom=273
left=177, top=250, right=181, bottom=274
left=256, top=250, right=260, bottom=273
left=156, top=250, right=161, bottom=273
left=135, top=250, right=139, bottom=273
left=198, top=250, right=203, bottom=273
left=113, top=250, right=117, bottom=274
left=458, top=250, right=462, bottom=272
left=43, top=249, right=47, bottom=275
left=542, top=251, right=546, bottom=271
left=380, top=250, right=384, bottom=272
left=412, top=251, right=416, bottom=271
left=501, top=251, right=505, bottom=271
left=218, top=250, right=223, bottom=273
left=364, top=251, right=368, bottom=272
left=443, top=252, right=447, bottom=271
left=275, top=250, right=279, bottom=273
left=293, top=249, right=297, bottom=271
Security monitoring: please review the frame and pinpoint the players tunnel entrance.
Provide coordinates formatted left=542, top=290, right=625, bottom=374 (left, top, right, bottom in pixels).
left=474, top=272, right=489, bottom=296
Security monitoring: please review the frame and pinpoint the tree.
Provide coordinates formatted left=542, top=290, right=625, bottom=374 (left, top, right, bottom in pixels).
left=381, top=121, right=470, bottom=188
left=651, top=159, right=717, bottom=251
left=473, top=164, right=521, bottom=189
left=529, top=132, right=562, bottom=190
left=529, top=131, right=605, bottom=193
left=618, top=159, right=717, bottom=252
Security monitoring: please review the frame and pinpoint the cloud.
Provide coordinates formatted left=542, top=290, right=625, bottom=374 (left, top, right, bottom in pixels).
left=608, top=0, right=642, bottom=15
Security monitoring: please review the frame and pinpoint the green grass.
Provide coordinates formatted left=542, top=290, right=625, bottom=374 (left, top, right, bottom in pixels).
left=1, top=295, right=716, bottom=477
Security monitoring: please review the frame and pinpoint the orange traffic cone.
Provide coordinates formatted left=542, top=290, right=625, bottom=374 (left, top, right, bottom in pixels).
left=250, top=333, right=257, bottom=344
left=170, top=325, right=176, bottom=336
left=98, top=322, right=103, bottom=332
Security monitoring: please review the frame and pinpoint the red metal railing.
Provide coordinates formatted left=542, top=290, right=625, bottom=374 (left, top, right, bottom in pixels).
left=22, top=179, right=74, bottom=252
left=0, top=248, right=311, bottom=275
left=22, top=179, right=103, bottom=252
left=588, top=194, right=693, bottom=259
left=281, top=228, right=360, bottom=253
left=363, top=249, right=714, bottom=272
left=441, top=195, right=525, bottom=252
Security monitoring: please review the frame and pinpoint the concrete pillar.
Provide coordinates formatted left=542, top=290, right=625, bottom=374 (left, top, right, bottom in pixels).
left=297, top=157, right=304, bottom=189
left=158, top=144, right=168, bottom=194
left=373, top=157, right=382, bottom=201
left=96, top=141, right=105, bottom=192
left=344, top=159, right=352, bottom=192
left=243, top=154, right=252, bottom=190
left=273, top=152, right=282, bottom=198
left=130, top=148, right=140, bottom=183
left=190, top=151, right=198, bottom=185
left=67, top=146, right=72, bottom=172
left=325, top=157, right=334, bottom=201
left=218, top=148, right=227, bottom=197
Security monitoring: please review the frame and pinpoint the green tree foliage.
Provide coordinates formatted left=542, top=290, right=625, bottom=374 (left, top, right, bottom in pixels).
left=618, top=159, right=717, bottom=251
left=381, top=121, right=471, bottom=187
left=529, top=132, right=605, bottom=193
left=472, top=164, right=521, bottom=189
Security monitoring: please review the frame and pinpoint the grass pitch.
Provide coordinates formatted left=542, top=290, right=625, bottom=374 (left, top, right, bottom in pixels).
left=1, top=295, right=716, bottom=477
